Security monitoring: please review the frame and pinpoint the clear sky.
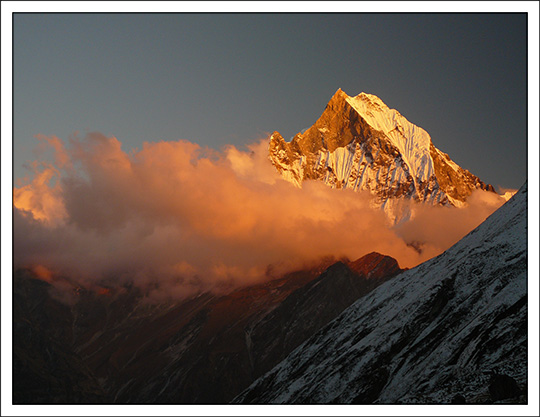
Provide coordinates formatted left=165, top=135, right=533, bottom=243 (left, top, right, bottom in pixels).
left=13, top=12, right=527, bottom=190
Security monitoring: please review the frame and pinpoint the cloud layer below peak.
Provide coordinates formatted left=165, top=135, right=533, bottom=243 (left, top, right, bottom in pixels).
left=13, top=132, right=507, bottom=301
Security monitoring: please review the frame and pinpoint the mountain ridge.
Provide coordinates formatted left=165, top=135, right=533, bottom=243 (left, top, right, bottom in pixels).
left=13, top=252, right=404, bottom=403
left=234, top=182, right=527, bottom=404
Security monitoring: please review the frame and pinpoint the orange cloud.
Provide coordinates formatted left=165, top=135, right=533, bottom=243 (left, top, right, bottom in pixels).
left=13, top=132, right=507, bottom=300
left=32, top=265, right=54, bottom=283
left=13, top=162, right=66, bottom=225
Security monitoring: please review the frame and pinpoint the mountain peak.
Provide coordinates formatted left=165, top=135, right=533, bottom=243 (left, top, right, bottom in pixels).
left=355, top=92, right=389, bottom=109
left=347, top=252, right=403, bottom=280
left=331, top=87, right=348, bottom=99
left=268, top=90, right=496, bottom=223
left=331, top=89, right=388, bottom=110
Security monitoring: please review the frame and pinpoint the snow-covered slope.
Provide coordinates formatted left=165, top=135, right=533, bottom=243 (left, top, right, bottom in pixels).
left=269, top=89, right=496, bottom=223
left=234, top=183, right=527, bottom=404
left=346, top=92, right=435, bottom=184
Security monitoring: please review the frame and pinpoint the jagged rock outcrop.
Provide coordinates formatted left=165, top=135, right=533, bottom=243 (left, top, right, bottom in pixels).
left=269, top=89, right=496, bottom=223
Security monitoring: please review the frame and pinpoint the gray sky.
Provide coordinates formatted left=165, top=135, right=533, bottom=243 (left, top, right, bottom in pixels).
left=14, top=13, right=527, bottom=190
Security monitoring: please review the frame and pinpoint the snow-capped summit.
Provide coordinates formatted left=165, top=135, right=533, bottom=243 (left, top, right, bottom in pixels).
left=269, top=89, right=496, bottom=223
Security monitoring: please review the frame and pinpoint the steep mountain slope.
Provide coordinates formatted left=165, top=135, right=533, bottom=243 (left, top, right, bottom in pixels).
left=136, top=252, right=402, bottom=404
left=247, top=253, right=403, bottom=379
left=269, top=89, right=495, bottom=223
left=108, top=263, right=332, bottom=404
left=13, top=253, right=403, bottom=404
left=234, top=183, right=527, bottom=404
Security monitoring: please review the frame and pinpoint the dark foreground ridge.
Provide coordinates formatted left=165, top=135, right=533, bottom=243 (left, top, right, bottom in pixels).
left=13, top=252, right=403, bottom=404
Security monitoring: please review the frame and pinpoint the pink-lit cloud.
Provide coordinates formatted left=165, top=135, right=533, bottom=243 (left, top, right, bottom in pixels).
left=13, top=132, right=509, bottom=300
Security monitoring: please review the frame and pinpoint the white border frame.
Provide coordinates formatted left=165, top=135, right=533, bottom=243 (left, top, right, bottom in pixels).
left=2, top=2, right=538, bottom=416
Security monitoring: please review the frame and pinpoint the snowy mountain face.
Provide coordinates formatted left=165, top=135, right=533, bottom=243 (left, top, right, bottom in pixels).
left=234, top=183, right=527, bottom=404
left=269, top=89, right=495, bottom=223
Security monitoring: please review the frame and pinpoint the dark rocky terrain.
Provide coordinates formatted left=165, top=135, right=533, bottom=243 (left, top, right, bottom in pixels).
left=13, top=271, right=109, bottom=403
left=13, top=252, right=403, bottom=403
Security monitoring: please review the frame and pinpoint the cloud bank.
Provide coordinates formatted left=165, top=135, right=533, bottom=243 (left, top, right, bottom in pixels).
left=13, top=132, right=508, bottom=300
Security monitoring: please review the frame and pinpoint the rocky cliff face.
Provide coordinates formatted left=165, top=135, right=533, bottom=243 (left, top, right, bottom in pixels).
left=234, top=183, right=527, bottom=404
left=269, top=89, right=495, bottom=223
